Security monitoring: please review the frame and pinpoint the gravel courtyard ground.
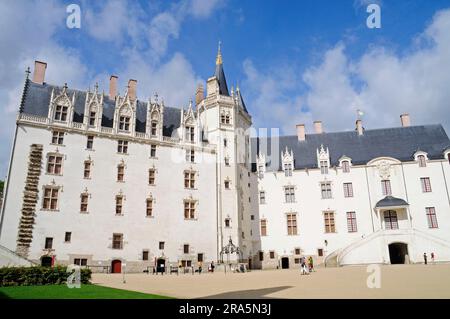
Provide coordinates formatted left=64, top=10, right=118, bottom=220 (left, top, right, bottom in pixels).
left=92, top=264, right=450, bottom=299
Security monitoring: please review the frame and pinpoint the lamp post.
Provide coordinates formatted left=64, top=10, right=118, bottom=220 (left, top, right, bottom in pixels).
left=122, top=262, right=126, bottom=284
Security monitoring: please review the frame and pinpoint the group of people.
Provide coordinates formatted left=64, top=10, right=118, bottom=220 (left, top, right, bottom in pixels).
left=423, top=252, right=436, bottom=265
left=300, top=256, right=314, bottom=275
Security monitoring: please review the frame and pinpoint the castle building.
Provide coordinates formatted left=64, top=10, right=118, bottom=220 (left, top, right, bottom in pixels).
left=0, top=48, right=450, bottom=271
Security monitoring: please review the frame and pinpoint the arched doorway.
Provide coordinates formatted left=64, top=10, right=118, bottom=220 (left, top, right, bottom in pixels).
left=41, top=256, right=52, bottom=267
left=388, top=243, right=408, bottom=264
left=281, top=257, right=289, bottom=269
left=111, top=259, right=122, bottom=273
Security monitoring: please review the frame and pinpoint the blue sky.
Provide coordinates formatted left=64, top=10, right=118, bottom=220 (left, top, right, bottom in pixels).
left=1, top=0, right=450, bottom=178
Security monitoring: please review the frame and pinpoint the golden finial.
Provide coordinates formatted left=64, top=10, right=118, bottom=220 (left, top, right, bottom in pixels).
left=216, top=41, right=223, bottom=65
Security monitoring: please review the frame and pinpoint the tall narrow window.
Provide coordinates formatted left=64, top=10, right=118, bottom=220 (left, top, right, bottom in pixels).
left=47, top=155, right=63, bottom=175
left=221, top=113, right=226, bottom=124
left=142, top=250, right=149, bottom=261
left=80, top=193, right=89, bottom=213
left=346, top=212, right=357, bottom=232
left=185, top=126, right=194, bottom=142
left=119, top=116, right=130, bottom=131
left=150, top=144, right=157, bottom=158
left=54, top=105, right=68, bottom=121
left=381, top=180, right=392, bottom=196
left=384, top=210, right=398, bottom=230
left=259, top=191, right=266, bottom=204
left=224, top=156, right=230, bottom=166
left=426, top=207, right=438, bottom=229
left=151, top=121, right=158, bottom=136
left=89, top=112, right=96, bottom=126
left=117, top=164, right=125, bottom=182
left=284, top=163, right=293, bottom=177
left=224, top=138, right=227, bottom=147
left=225, top=114, right=231, bottom=124
left=320, top=161, right=329, bottom=174
left=258, top=165, right=264, bottom=179
left=112, top=233, right=123, bottom=249
left=420, top=177, right=432, bottom=193
left=148, top=169, right=156, bottom=185
left=184, top=200, right=195, bottom=219
left=343, top=182, right=354, bottom=198
left=224, top=180, right=230, bottom=189
left=342, top=161, right=350, bottom=173
left=324, top=212, right=336, bottom=233
left=146, top=198, right=153, bottom=217
left=84, top=161, right=91, bottom=179
left=287, top=213, right=298, bottom=235
left=117, top=140, right=128, bottom=154
left=159, top=242, right=165, bottom=250
left=186, top=149, right=195, bottom=163
left=42, top=187, right=59, bottom=210
left=115, top=196, right=123, bottom=215
left=45, top=237, right=53, bottom=249
left=183, top=244, right=189, bottom=254
left=86, top=135, right=94, bottom=150
left=51, top=131, right=64, bottom=145
left=284, top=186, right=295, bottom=203
left=224, top=218, right=231, bottom=228
left=260, top=219, right=267, bottom=236
left=321, top=182, right=332, bottom=199
left=418, top=155, right=427, bottom=167
left=184, top=171, right=195, bottom=189
left=64, top=232, right=72, bottom=243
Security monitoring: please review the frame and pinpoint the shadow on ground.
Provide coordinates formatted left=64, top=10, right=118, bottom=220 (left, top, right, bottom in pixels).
left=199, top=286, right=293, bottom=299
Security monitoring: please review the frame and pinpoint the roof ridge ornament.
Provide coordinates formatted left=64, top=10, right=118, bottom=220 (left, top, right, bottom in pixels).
left=216, top=41, right=223, bottom=65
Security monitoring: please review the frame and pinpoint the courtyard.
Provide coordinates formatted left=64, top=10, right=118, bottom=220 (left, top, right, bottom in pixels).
left=92, top=264, right=450, bottom=299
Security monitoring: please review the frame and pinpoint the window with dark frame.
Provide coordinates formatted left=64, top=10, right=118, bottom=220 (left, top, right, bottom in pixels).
left=197, top=253, right=203, bottom=262
left=324, top=211, right=336, bottom=233
left=343, top=182, right=354, bottom=198
left=284, top=163, right=293, bottom=177
left=54, top=105, right=68, bottom=121
left=185, top=126, right=195, bottom=142
left=225, top=218, right=230, bottom=227
left=346, top=211, right=358, bottom=233
left=47, top=155, right=63, bottom=175
left=80, top=194, right=89, bottom=213
left=381, top=180, right=392, bottom=196
left=148, top=169, right=156, bottom=185
left=65, top=232, right=72, bottom=243
left=112, top=233, right=123, bottom=249
left=183, top=244, right=189, bottom=254
left=146, top=198, right=153, bottom=217
left=342, top=160, right=350, bottom=173
left=45, top=237, right=53, bottom=249
left=295, top=248, right=301, bottom=255
left=287, top=213, right=298, bottom=235
left=150, top=144, right=157, bottom=158
left=269, top=251, right=275, bottom=259
left=418, top=155, right=427, bottom=167
left=86, top=135, right=94, bottom=149
left=159, top=241, right=165, bottom=250
left=151, top=121, right=158, bottom=136
left=115, top=195, right=123, bottom=215
left=318, top=249, right=324, bottom=257
left=119, top=116, right=130, bottom=131
left=384, top=210, right=398, bottom=230
left=84, top=161, right=91, bottom=179
left=117, top=140, right=128, bottom=154
left=51, top=131, right=64, bottom=145
left=89, top=112, right=96, bottom=126
left=186, top=149, right=195, bottom=163
left=426, top=207, right=439, bottom=229
left=321, top=182, right=332, bottom=199
left=142, top=250, right=149, bottom=261
left=184, top=171, right=195, bottom=189
left=42, top=187, right=59, bottom=210
left=260, top=219, right=267, bottom=236
left=259, top=191, right=266, bottom=204
left=421, top=177, right=432, bottom=193
left=117, top=164, right=125, bottom=182
left=284, top=186, right=295, bottom=203
left=320, top=160, right=329, bottom=174
left=259, top=251, right=264, bottom=261
left=184, top=200, right=195, bottom=219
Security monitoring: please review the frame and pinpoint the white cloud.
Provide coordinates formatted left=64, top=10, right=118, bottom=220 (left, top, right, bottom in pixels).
left=148, top=12, right=181, bottom=57
left=189, top=0, right=222, bottom=18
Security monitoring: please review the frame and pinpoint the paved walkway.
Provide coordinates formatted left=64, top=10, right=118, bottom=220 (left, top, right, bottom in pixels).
left=92, top=264, right=450, bottom=299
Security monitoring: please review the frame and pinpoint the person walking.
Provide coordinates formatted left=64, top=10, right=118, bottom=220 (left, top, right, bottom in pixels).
left=431, top=252, right=435, bottom=264
left=423, top=252, right=428, bottom=265
left=308, top=256, right=314, bottom=272
left=210, top=261, right=215, bottom=273
left=198, top=261, right=203, bottom=274
left=300, top=256, right=309, bottom=275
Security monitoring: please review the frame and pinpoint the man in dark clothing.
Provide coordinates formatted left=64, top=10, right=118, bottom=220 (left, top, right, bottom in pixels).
left=423, top=253, right=428, bottom=265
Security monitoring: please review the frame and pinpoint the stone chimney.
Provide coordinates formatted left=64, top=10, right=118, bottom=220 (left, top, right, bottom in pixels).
left=128, top=79, right=137, bottom=100
left=314, top=121, right=323, bottom=134
left=356, top=119, right=364, bottom=135
left=195, top=84, right=204, bottom=105
left=32, top=61, right=47, bottom=84
left=296, top=124, right=306, bottom=142
left=109, top=75, right=118, bottom=98
left=400, top=113, right=411, bottom=127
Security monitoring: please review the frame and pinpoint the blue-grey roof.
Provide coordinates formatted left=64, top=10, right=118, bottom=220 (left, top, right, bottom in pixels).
left=251, top=125, right=450, bottom=171
left=236, top=88, right=248, bottom=114
left=21, top=82, right=181, bottom=137
left=215, top=62, right=229, bottom=96
left=375, top=196, right=409, bottom=208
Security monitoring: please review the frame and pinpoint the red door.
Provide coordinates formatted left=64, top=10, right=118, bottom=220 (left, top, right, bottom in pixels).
left=111, top=260, right=122, bottom=273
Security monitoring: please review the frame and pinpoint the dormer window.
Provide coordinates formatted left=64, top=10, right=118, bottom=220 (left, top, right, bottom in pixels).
left=89, top=111, right=96, bottom=126
left=54, top=105, right=68, bottom=121
left=185, top=126, right=195, bottom=142
left=284, top=163, right=293, bottom=177
left=320, top=161, right=329, bottom=175
left=151, top=121, right=157, bottom=136
left=119, top=116, right=130, bottom=131
left=342, top=161, right=350, bottom=173
left=258, top=165, right=264, bottom=179
left=418, top=155, right=426, bottom=167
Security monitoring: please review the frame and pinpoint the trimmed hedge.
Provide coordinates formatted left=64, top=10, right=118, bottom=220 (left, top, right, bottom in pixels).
left=0, top=266, right=92, bottom=287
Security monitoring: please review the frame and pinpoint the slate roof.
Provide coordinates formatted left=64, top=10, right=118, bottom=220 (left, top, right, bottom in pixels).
left=375, top=196, right=409, bottom=208
left=214, top=62, right=229, bottom=96
left=236, top=88, right=248, bottom=114
left=21, top=81, right=181, bottom=137
left=251, top=125, right=450, bottom=171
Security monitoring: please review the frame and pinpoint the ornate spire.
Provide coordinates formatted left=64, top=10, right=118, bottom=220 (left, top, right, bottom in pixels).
left=216, top=41, right=223, bottom=65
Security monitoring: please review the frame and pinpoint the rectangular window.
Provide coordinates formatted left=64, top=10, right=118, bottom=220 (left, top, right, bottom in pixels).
left=287, top=213, right=298, bottom=235
left=259, top=251, right=264, bottom=261
left=86, top=136, right=94, bottom=150
left=381, top=180, right=392, bottom=196
left=42, top=187, right=59, bottom=210
left=184, top=200, right=195, bottom=219
left=258, top=165, right=264, bottom=179
left=142, top=250, right=149, bottom=261
left=225, top=218, right=230, bottom=228
left=320, top=161, right=329, bottom=174
left=318, top=249, right=324, bottom=257
left=346, top=212, right=358, bottom=233
left=115, top=196, right=123, bottom=215
left=259, top=191, right=266, bottom=204
left=260, top=219, right=267, bottom=236
left=224, top=180, right=230, bottom=189
left=284, top=186, right=295, bottom=203
left=284, top=163, right=293, bottom=177
left=384, top=211, right=398, bottom=230
left=324, top=212, right=336, bottom=233
left=159, top=242, right=165, bottom=250
left=148, top=169, right=156, bottom=185
left=64, top=232, right=71, bottom=243
left=294, top=258, right=301, bottom=264
left=342, top=161, right=350, bottom=173
left=117, top=165, right=125, bottom=182
left=89, top=112, right=96, bottom=126
left=183, top=244, right=189, bottom=254
left=150, top=145, right=157, bottom=158
left=186, top=149, right=195, bottom=163
left=197, top=253, right=203, bottom=262
left=418, top=155, right=427, bottom=167
left=47, top=155, right=63, bottom=175
left=321, top=182, right=332, bottom=199
left=151, top=122, right=157, bottom=136
left=426, top=207, right=439, bottom=229
left=269, top=251, right=275, bottom=259
left=421, top=177, right=432, bottom=193
left=223, top=138, right=227, bottom=147
left=117, top=140, right=128, bottom=154
left=184, top=171, right=195, bottom=189
left=45, top=237, right=53, bottom=249
left=74, top=258, right=87, bottom=266
left=295, top=248, right=301, bottom=255
left=343, top=182, right=354, bottom=198
left=51, top=131, right=64, bottom=145
left=112, top=233, right=123, bottom=249
left=84, top=161, right=91, bottom=179
left=185, top=127, right=194, bottom=142
left=181, top=260, right=192, bottom=267
left=80, top=194, right=88, bottom=213
left=225, top=157, right=230, bottom=166
left=54, top=105, right=68, bottom=121
left=119, top=116, right=130, bottom=131
left=146, top=198, right=153, bottom=217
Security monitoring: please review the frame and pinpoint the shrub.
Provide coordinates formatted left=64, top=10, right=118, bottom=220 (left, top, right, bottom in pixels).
left=0, top=265, right=92, bottom=287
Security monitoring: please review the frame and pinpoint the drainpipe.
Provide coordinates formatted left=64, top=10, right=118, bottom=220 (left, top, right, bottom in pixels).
left=400, top=163, right=412, bottom=228
left=440, top=161, right=450, bottom=208
left=364, top=166, right=375, bottom=233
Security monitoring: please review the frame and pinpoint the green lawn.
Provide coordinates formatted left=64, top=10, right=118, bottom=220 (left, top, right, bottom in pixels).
left=0, top=284, right=172, bottom=299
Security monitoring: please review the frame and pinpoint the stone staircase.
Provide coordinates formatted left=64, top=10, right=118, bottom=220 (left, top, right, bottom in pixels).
left=0, top=244, right=35, bottom=267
